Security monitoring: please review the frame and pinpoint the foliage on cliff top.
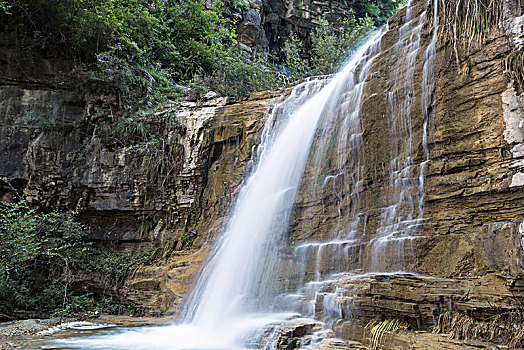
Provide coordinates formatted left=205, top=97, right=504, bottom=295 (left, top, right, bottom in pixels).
left=0, top=0, right=229, bottom=79
left=310, top=15, right=375, bottom=75
left=342, top=0, right=408, bottom=25
left=0, top=0, right=406, bottom=101
left=0, top=0, right=240, bottom=103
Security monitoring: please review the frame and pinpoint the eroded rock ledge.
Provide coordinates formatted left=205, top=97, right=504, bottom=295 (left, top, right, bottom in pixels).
left=2, top=0, right=524, bottom=348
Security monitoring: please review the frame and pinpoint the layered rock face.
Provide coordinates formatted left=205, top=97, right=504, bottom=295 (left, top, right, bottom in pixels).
left=0, top=47, right=291, bottom=313
left=121, top=90, right=289, bottom=313
left=2, top=0, right=524, bottom=347
left=276, top=0, right=524, bottom=344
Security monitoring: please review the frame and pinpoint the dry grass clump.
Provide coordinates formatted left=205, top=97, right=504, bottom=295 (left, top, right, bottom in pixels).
left=433, top=311, right=524, bottom=348
left=438, top=0, right=508, bottom=69
left=503, top=48, right=524, bottom=91
left=366, top=318, right=408, bottom=350
left=439, top=0, right=504, bottom=50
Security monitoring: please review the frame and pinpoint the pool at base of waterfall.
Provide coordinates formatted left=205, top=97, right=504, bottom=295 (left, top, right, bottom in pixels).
left=29, top=313, right=345, bottom=350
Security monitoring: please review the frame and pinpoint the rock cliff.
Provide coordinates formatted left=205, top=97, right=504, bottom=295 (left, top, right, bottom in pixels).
left=2, top=0, right=524, bottom=347
left=225, top=0, right=354, bottom=61
left=0, top=48, right=290, bottom=313
left=277, top=0, right=524, bottom=346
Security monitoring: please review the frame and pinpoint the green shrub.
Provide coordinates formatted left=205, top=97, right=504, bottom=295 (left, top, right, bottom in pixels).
left=311, top=14, right=374, bottom=75
left=0, top=199, right=88, bottom=316
left=282, top=11, right=374, bottom=78
left=283, top=32, right=309, bottom=79
left=343, top=0, right=408, bottom=25
left=192, top=47, right=292, bottom=97
left=0, top=0, right=232, bottom=103
left=0, top=195, right=155, bottom=318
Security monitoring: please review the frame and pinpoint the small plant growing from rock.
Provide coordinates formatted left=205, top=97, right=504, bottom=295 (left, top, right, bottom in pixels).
left=366, top=318, right=408, bottom=349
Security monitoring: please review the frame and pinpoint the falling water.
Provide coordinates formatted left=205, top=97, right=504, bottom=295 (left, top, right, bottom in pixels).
left=286, top=1, right=433, bottom=286
left=45, top=1, right=443, bottom=347
left=181, top=30, right=384, bottom=333
left=52, top=30, right=386, bottom=350
left=369, top=1, right=427, bottom=271
left=279, top=0, right=440, bottom=335
left=420, top=0, right=439, bottom=210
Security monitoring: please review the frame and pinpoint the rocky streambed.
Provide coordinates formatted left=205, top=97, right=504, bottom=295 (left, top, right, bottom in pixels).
left=0, top=316, right=173, bottom=350
left=0, top=313, right=511, bottom=349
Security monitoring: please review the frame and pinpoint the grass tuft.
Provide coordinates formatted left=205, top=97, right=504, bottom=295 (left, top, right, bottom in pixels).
left=503, top=48, right=524, bottom=91
left=433, top=311, right=524, bottom=348
left=366, top=318, right=407, bottom=350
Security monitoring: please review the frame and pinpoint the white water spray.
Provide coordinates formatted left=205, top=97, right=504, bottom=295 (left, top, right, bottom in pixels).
left=420, top=0, right=439, bottom=212
left=54, top=30, right=385, bottom=350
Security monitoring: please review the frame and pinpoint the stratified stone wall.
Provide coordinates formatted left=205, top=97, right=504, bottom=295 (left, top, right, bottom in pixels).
left=2, top=2, right=524, bottom=347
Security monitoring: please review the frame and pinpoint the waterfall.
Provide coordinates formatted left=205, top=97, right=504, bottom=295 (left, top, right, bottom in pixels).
left=53, top=28, right=386, bottom=350
left=420, top=0, right=439, bottom=212
left=50, top=1, right=441, bottom=348
left=279, top=0, right=440, bottom=336
left=179, top=27, right=385, bottom=341
left=289, top=1, right=435, bottom=292
left=370, top=0, right=427, bottom=271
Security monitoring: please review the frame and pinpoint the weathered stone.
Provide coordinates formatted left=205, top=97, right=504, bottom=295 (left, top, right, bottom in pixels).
left=202, top=90, right=218, bottom=100
left=2, top=1, right=524, bottom=349
left=245, top=0, right=263, bottom=11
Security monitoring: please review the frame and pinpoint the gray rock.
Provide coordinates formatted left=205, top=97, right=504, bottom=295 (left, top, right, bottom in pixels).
left=266, top=12, right=280, bottom=25
left=238, top=21, right=261, bottom=46
left=246, top=0, right=263, bottom=11
left=203, top=91, right=218, bottom=100
left=245, top=8, right=262, bottom=26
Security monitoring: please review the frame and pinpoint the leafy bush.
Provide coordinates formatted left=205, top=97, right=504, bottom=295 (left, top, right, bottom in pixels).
left=0, top=0, right=232, bottom=103
left=0, top=0, right=227, bottom=72
left=310, top=14, right=374, bottom=75
left=283, top=33, right=309, bottom=79
left=0, top=196, right=153, bottom=318
left=0, top=199, right=88, bottom=316
left=194, top=47, right=292, bottom=97
left=282, top=11, right=374, bottom=78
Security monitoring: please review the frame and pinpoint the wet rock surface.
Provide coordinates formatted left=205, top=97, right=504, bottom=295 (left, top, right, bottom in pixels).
left=2, top=0, right=524, bottom=348
left=255, top=318, right=362, bottom=350
left=277, top=0, right=524, bottom=346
